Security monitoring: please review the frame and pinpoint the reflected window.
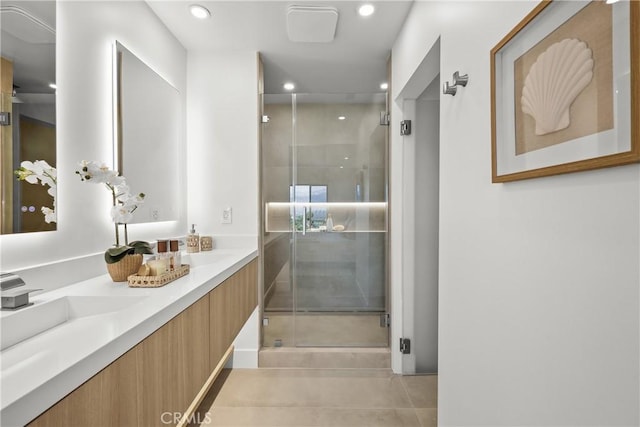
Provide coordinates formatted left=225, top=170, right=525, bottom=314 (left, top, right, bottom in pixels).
left=289, top=185, right=327, bottom=231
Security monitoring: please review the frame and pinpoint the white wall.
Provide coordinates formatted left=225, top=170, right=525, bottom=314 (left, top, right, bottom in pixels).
left=187, top=50, right=260, bottom=365
left=414, top=93, right=439, bottom=374
left=393, top=1, right=639, bottom=425
left=186, top=51, right=258, bottom=241
left=0, top=1, right=187, bottom=288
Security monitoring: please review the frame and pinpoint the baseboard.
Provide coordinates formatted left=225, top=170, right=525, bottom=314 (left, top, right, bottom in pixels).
left=230, top=348, right=259, bottom=368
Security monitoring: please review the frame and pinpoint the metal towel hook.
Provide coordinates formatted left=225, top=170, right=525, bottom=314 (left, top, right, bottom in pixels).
left=442, top=81, right=457, bottom=96
left=452, top=71, right=469, bottom=87
left=443, top=71, right=469, bottom=96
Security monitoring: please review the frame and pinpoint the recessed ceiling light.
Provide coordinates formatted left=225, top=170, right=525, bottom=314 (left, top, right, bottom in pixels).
left=190, top=4, right=211, bottom=19
left=338, top=115, right=346, bottom=120
left=380, top=82, right=388, bottom=90
left=49, top=83, right=57, bottom=89
left=344, top=156, right=349, bottom=160
left=283, top=82, right=295, bottom=91
left=358, top=4, right=375, bottom=17
left=340, top=166, right=344, bottom=169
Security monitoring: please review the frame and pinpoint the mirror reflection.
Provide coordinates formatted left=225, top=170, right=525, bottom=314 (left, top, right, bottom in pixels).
left=114, top=41, right=179, bottom=224
left=1, top=0, right=57, bottom=234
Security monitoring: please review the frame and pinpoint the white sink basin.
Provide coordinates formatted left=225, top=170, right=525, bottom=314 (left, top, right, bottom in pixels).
left=1, top=295, right=146, bottom=351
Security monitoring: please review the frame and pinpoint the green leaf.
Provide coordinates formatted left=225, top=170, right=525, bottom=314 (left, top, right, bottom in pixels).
left=104, top=241, right=152, bottom=264
left=104, top=245, right=134, bottom=264
left=129, top=240, right=153, bottom=255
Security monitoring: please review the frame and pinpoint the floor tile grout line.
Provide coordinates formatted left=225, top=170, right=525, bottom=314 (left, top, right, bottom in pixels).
left=397, top=375, right=417, bottom=409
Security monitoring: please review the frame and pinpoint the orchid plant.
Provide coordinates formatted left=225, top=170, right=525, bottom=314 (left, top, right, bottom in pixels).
left=14, top=160, right=57, bottom=224
left=75, top=160, right=152, bottom=263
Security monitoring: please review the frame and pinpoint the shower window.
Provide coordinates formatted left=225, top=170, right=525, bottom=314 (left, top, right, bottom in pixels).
left=289, top=185, right=327, bottom=231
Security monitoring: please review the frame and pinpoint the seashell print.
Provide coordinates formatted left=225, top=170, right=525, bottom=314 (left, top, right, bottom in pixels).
left=521, top=38, right=594, bottom=136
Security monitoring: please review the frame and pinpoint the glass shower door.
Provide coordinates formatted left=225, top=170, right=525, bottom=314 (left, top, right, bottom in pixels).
left=262, top=92, right=388, bottom=348
left=290, top=93, right=388, bottom=347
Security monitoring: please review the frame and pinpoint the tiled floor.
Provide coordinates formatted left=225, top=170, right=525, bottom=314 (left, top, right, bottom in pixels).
left=191, top=369, right=437, bottom=426
left=259, top=347, right=391, bottom=369
left=263, top=314, right=388, bottom=347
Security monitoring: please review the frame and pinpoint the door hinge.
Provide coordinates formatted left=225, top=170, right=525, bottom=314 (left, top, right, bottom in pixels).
left=400, top=120, right=411, bottom=135
left=0, top=112, right=10, bottom=126
left=380, top=313, right=390, bottom=328
left=399, top=338, right=411, bottom=354
left=379, top=111, right=390, bottom=126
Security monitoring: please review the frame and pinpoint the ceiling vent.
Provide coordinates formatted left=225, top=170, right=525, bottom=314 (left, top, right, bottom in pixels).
left=286, top=5, right=338, bottom=43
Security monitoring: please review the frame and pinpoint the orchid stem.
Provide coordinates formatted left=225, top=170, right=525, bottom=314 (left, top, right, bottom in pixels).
left=111, top=188, right=120, bottom=246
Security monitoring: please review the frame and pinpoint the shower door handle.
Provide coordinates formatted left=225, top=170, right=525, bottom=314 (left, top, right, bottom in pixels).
left=302, top=206, right=307, bottom=236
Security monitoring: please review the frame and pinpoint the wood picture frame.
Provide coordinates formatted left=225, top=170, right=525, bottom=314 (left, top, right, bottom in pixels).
left=491, top=0, right=639, bottom=183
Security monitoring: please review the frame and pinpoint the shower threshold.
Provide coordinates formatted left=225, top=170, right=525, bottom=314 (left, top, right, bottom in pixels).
left=262, top=312, right=388, bottom=348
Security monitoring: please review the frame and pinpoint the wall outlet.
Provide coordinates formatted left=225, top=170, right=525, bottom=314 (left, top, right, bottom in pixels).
left=222, top=207, right=232, bottom=224
left=150, top=207, right=160, bottom=221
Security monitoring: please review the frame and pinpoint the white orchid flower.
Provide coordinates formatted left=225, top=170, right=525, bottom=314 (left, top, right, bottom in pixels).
left=115, top=183, right=131, bottom=201
left=15, top=160, right=57, bottom=223
left=110, top=205, right=134, bottom=224
left=120, top=192, right=145, bottom=207
left=19, top=170, right=38, bottom=184
left=16, top=161, right=39, bottom=184
left=21, top=160, right=43, bottom=175
left=77, top=160, right=145, bottom=244
left=33, top=160, right=53, bottom=173
left=77, top=160, right=119, bottom=184
left=39, top=175, right=56, bottom=188
left=44, top=162, right=56, bottom=179
left=41, top=207, right=56, bottom=224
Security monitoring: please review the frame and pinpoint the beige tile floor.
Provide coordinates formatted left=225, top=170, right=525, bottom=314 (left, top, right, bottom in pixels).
left=191, top=369, right=437, bottom=427
left=263, top=314, right=388, bottom=347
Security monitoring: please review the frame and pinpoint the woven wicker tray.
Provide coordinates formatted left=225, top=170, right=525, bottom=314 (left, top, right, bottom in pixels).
left=127, top=264, right=190, bottom=288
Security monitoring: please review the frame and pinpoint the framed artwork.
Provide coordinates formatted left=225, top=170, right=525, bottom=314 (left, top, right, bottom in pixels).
left=491, top=0, right=639, bottom=182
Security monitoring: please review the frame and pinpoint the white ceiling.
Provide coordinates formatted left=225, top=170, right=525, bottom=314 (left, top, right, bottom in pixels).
left=0, top=1, right=56, bottom=95
left=147, top=1, right=413, bottom=94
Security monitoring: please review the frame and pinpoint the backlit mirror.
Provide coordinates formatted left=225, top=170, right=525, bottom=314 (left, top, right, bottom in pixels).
left=1, top=0, right=56, bottom=234
left=114, top=41, right=179, bottom=224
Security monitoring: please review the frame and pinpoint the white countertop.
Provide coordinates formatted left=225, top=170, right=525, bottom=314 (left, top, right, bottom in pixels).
left=0, top=248, right=257, bottom=427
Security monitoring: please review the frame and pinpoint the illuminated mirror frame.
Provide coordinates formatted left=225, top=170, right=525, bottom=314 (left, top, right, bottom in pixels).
left=1, top=1, right=57, bottom=234
left=113, top=41, right=180, bottom=224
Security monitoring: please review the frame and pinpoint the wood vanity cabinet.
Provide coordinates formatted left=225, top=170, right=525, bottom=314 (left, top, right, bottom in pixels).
left=28, top=259, right=258, bottom=427
left=138, top=295, right=210, bottom=426
left=210, top=259, right=258, bottom=367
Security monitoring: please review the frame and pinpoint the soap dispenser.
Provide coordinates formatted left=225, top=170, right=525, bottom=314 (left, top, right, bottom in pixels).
left=187, top=224, right=200, bottom=253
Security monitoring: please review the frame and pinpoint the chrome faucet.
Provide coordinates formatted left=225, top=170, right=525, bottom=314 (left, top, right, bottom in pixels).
left=1, top=272, right=41, bottom=310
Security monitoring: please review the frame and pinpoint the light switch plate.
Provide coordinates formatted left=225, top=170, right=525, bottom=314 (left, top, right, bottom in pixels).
left=222, top=207, right=232, bottom=224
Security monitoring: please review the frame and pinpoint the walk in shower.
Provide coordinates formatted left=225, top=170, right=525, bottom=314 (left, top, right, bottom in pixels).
left=261, top=93, right=388, bottom=348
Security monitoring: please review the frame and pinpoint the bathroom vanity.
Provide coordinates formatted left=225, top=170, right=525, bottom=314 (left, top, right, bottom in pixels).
left=0, top=249, right=258, bottom=426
